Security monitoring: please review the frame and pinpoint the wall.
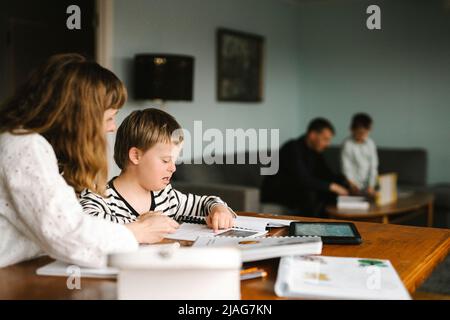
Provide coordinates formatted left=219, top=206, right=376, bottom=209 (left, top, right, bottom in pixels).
left=111, top=0, right=305, bottom=177
left=295, top=0, right=450, bottom=184
left=111, top=0, right=450, bottom=184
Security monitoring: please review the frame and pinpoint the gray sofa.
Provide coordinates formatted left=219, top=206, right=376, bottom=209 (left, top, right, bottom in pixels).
left=172, top=146, right=430, bottom=213
left=173, top=154, right=264, bottom=212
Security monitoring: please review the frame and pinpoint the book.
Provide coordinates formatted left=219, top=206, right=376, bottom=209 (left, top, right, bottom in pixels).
left=166, top=216, right=271, bottom=241
left=274, top=256, right=411, bottom=300
left=337, top=196, right=370, bottom=211
left=192, top=235, right=322, bottom=262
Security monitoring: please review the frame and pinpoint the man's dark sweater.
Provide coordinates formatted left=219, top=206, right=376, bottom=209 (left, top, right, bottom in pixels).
left=261, top=135, right=347, bottom=216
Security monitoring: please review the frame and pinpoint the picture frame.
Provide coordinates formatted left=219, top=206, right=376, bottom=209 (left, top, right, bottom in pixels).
left=216, top=28, right=265, bottom=102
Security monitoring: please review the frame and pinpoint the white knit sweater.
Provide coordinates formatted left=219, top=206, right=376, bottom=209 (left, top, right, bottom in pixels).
left=0, top=132, right=138, bottom=268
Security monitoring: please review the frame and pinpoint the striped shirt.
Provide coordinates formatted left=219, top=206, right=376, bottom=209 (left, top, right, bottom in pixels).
left=79, top=179, right=232, bottom=224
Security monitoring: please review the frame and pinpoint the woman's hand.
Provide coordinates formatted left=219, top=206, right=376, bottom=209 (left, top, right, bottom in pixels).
left=125, top=211, right=179, bottom=244
left=206, top=205, right=235, bottom=232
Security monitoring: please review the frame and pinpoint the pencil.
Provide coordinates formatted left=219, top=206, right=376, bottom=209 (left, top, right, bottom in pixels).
left=240, top=267, right=259, bottom=274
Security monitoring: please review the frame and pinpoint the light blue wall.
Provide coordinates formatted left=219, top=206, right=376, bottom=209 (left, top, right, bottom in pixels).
left=295, top=0, right=450, bottom=184
left=110, top=0, right=304, bottom=177
left=111, top=0, right=450, bottom=184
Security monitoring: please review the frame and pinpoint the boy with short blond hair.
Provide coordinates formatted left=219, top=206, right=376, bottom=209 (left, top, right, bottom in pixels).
left=80, top=108, right=235, bottom=232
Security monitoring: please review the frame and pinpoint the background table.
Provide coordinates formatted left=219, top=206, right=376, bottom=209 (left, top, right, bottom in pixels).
left=0, top=212, right=449, bottom=299
left=326, top=192, right=434, bottom=226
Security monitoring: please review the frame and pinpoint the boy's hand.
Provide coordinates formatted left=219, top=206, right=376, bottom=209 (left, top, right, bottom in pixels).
left=206, top=205, right=235, bottom=232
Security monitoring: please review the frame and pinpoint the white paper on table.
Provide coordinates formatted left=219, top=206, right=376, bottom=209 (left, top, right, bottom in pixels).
left=164, top=223, right=227, bottom=241
left=235, top=216, right=298, bottom=230
left=36, top=243, right=180, bottom=278
left=165, top=216, right=296, bottom=241
left=164, top=223, right=267, bottom=241
left=275, top=256, right=411, bottom=300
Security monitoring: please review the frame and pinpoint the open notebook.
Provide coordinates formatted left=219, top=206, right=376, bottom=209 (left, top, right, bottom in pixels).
left=165, top=215, right=298, bottom=241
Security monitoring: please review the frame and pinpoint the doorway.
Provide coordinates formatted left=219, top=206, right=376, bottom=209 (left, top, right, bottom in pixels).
left=0, top=0, right=96, bottom=101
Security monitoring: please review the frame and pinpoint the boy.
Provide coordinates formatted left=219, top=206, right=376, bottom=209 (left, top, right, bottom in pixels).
left=341, top=113, right=379, bottom=196
left=80, top=108, right=235, bottom=232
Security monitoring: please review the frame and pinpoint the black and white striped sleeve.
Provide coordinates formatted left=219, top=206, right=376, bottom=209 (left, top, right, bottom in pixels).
left=154, top=185, right=236, bottom=219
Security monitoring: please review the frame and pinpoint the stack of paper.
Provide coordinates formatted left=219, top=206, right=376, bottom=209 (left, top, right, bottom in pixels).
left=337, top=196, right=370, bottom=211
left=36, top=260, right=118, bottom=279
left=275, top=256, right=411, bottom=300
left=235, top=216, right=297, bottom=230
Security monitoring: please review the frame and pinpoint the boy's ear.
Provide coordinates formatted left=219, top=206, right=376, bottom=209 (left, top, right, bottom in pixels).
left=128, top=147, right=141, bottom=165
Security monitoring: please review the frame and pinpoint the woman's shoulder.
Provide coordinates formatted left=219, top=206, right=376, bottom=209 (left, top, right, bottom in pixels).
left=0, top=132, right=52, bottom=153
left=0, top=132, right=55, bottom=167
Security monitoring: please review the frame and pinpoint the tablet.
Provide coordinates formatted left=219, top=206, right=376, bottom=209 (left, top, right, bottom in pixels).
left=289, top=222, right=362, bottom=244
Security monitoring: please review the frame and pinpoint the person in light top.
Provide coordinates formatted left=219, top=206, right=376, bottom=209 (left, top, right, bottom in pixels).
left=341, top=113, right=379, bottom=196
left=0, top=54, right=177, bottom=268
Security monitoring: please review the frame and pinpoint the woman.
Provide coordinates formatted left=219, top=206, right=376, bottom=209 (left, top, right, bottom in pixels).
left=0, top=54, right=178, bottom=268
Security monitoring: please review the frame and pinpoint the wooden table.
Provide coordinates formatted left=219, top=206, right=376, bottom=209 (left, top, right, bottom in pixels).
left=0, top=212, right=449, bottom=299
left=326, top=192, right=435, bottom=226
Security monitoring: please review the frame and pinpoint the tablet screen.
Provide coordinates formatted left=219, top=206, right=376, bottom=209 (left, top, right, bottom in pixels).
left=293, top=223, right=355, bottom=237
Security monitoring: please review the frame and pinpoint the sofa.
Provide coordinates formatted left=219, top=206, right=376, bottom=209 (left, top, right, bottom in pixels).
left=172, top=153, right=264, bottom=213
left=172, top=146, right=430, bottom=214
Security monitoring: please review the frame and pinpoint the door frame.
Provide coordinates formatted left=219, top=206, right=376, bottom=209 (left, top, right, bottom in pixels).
left=95, top=0, right=114, bottom=69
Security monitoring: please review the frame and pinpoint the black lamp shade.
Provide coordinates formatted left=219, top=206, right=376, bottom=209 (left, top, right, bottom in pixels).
left=134, top=54, right=194, bottom=101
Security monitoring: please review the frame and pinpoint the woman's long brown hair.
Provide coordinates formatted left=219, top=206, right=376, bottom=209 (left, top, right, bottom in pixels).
left=0, top=53, right=127, bottom=195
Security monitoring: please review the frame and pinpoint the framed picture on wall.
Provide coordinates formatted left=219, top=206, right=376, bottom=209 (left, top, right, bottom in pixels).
left=216, top=28, right=265, bottom=102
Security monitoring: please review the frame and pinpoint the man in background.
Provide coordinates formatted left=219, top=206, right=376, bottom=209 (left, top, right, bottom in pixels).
left=262, top=118, right=350, bottom=217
